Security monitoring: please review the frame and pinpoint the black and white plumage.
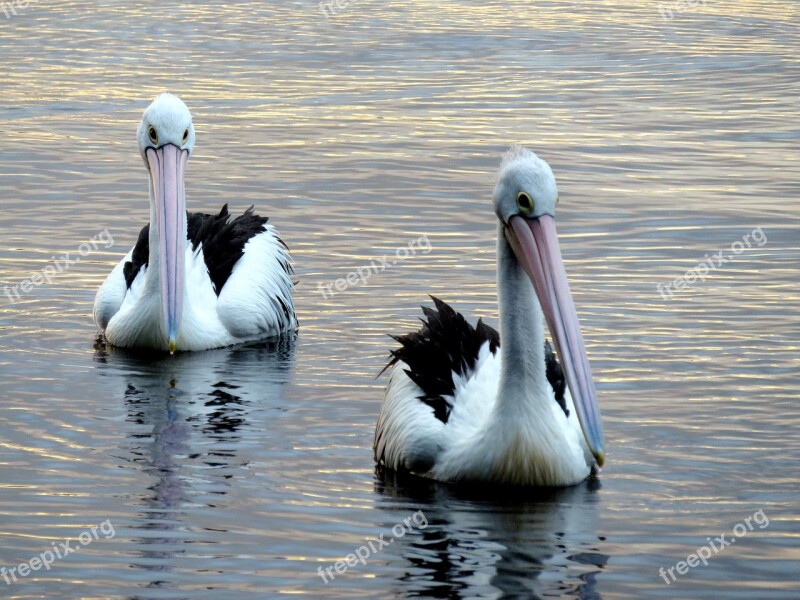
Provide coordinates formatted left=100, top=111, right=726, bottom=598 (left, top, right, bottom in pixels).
left=374, top=147, right=605, bottom=487
left=380, top=297, right=501, bottom=425
left=378, top=297, right=568, bottom=427
left=94, top=94, right=296, bottom=353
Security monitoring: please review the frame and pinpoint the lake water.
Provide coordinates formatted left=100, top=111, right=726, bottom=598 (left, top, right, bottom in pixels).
left=0, top=1, right=798, bottom=598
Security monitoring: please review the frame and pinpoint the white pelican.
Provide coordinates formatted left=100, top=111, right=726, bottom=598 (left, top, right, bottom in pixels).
left=94, top=93, right=296, bottom=353
left=374, top=147, right=604, bottom=487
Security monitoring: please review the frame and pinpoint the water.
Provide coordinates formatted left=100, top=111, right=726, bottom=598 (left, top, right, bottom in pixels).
left=0, top=1, right=798, bottom=598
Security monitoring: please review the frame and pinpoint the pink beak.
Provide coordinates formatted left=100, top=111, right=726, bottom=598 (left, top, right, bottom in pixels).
left=506, top=214, right=605, bottom=466
left=146, top=144, right=189, bottom=354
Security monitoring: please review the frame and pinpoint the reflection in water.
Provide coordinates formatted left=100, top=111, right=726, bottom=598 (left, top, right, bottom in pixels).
left=92, top=337, right=296, bottom=595
left=376, top=470, right=608, bottom=599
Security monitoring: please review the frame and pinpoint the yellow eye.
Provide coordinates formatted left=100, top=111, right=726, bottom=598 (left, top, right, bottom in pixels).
left=148, top=126, right=158, bottom=145
left=516, top=192, right=535, bottom=216
left=182, top=128, right=189, bottom=144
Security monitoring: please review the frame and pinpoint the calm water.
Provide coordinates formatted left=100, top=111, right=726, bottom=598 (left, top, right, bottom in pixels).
left=1, top=1, right=798, bottom=598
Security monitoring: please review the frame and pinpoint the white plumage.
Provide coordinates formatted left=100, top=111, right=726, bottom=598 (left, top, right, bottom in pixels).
left=94, top=225, right=295, bottom=351
left=93, top=93, right=296, bottom=353
left=375, top=147, right=604, bottom=487
left=378, top=350, right=591, bottom=486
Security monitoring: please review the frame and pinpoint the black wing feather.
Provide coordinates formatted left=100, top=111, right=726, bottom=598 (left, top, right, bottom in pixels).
left=383, top=297, right=568, bottom=423
left=187, top=204, right=272, bottom=294
left=123, top=224, right=151, bottom=289
left=122, top=204, right=289, bottom=295
left=383, top=296, right=499, bottom=424
left=545, top=340, right=568, bottom=416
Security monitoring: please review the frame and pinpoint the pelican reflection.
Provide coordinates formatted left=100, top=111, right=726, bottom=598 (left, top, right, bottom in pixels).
left=375, top=470, right=608, bottom=599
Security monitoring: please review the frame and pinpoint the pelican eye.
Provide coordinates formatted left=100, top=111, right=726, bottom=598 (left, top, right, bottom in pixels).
left=182, top=128, right=189, bottom=144
left=148, top=126, right=158, bottom=145
left=516, top=192, right=535, bottom=216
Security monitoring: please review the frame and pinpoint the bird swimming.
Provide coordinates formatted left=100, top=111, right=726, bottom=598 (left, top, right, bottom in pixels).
left=374, top=147, right=604, bottom=487
left=93, top=93, right=296, bottom=353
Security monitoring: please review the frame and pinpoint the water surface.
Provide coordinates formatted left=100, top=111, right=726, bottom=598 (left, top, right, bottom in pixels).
left=0, top=1, right=798, bottom=598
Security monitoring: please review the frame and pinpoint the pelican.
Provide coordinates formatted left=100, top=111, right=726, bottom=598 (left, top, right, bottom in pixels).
left=374, top=147, right=604, bottom=487
left=93, top=93, right=296, bottom=352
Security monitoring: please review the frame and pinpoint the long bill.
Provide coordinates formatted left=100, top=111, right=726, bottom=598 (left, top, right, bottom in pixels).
left=146, top=144, right=189, bottom=354
left=506, top=214, right=605, bottom=466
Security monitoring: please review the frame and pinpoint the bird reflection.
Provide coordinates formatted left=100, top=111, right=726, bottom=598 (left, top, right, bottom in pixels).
left=375, top=469, right=608, bottom=599
left=92, top=335, right=296, bottom=596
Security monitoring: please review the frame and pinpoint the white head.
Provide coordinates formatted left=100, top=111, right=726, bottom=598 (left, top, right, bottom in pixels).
left=493, top=146, right=558, bottom=223
left=137, top=93, right=195, bottom=160
left=137, top=93, right=195, bottom=353
left=492, top=146, right=604, bottom=466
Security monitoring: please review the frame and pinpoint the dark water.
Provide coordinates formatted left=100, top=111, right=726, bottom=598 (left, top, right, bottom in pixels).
left=1, top=1, right=798, bottom=598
